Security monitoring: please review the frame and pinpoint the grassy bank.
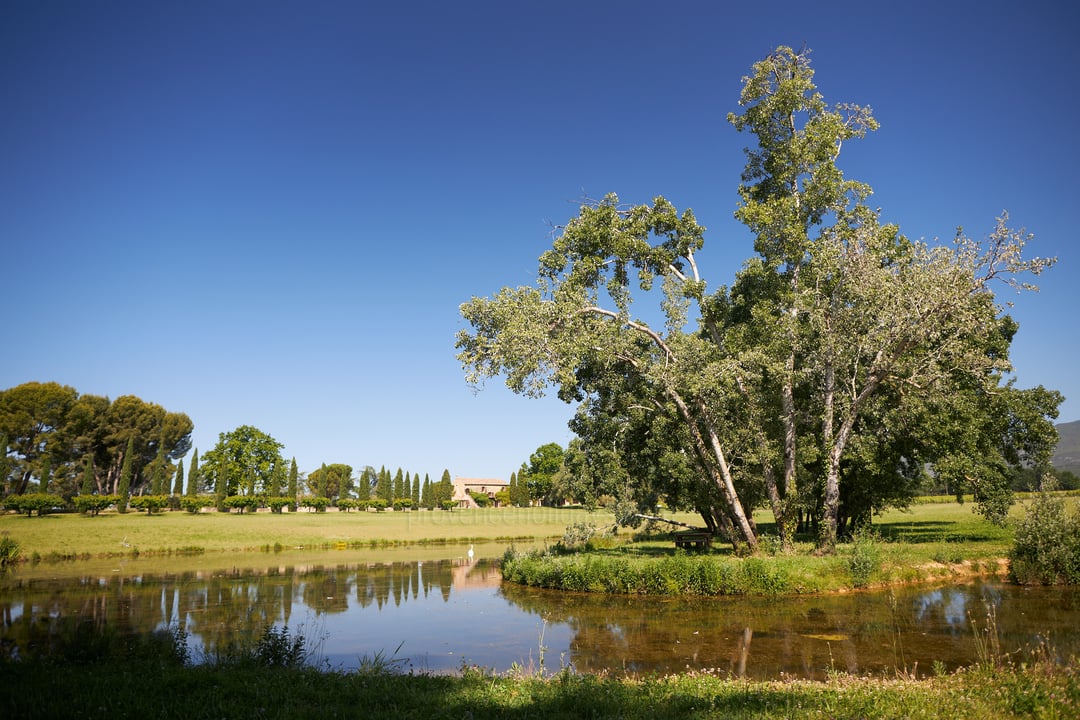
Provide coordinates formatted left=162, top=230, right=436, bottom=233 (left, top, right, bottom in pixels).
left=501, top=500, right=1027, bottom=595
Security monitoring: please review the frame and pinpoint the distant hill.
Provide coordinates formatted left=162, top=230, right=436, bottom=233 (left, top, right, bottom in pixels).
left=1052, top=420, right=1080, bottom=476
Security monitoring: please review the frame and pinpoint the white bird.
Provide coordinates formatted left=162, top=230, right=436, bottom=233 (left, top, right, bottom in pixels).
left=467, top=544, right=474, bottom=561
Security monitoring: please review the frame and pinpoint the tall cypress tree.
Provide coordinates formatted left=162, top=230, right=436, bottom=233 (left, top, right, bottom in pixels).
left=117, top=437, right=134, bottom=513
left=39, top=453, right=51, bottom=493
left=287, top=458, right=298, bottom=511
left=186, top=450, right=199, bottom=496
left=411, top=473, right=420, bottom=506
left=215, top=462, right=227, bottom=512
left=393, top=468, right=405, bottom=501
left=172, top=459, right=185, bottom=496
left=80, top=454, right=95, bottom=496
left=377, top=466, right=392, bottom=504
left=151, top=446, right=166, bottom=495
left=357, top=468, right=372, bottom=500
left=269, top=462, right=283, bottom=497
left=437, top=469, right=453, bottom=508
left=421, top=475, right=432, bottom=509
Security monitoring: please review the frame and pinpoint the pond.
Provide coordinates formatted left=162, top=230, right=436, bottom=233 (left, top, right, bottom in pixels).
left=3, top=545, right=1079, bottom=679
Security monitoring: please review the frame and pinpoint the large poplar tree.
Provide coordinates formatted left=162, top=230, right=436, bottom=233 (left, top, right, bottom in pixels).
left=457, top=46, right=1060, bottom=552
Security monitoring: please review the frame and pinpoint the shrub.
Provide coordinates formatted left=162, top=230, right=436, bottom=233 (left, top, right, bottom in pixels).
left=468, top=490, right=491, bottom=508
left=300, top=497, right=330, bottom=513
left=73, top=495, right=118, bottom=516
left=1010, top=490, right=1080, bottom=585
left=392, top=498, right=413, bottom=511
left=336, top=498, right=358, bottom=512
left=370, top=499, right=388, bottom=512
left=440, top=500, right=456, bottom=511
left=846, top=529, right=881, bottom=588
left=3, top=493, right=66, bottom=517
left=179, top=496, right=213, bottom=513
left=129, top=495, right=169, bottom=514
left=265, top=496, right=292, bottom=514
left=223, top=495, right=260, bottom=514
left=0, top=535, right=21, bottom=567
left=559, top=521, right=598, bottom=550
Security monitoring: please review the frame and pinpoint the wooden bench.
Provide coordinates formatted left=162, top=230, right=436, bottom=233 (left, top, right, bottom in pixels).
left=673, top=530, right=713, bottom=551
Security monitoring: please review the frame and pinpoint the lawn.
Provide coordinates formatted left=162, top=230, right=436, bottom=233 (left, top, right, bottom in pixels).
left=0, top=505, right=604, bottom=558
left=0, top=496, right=1055, bottom=566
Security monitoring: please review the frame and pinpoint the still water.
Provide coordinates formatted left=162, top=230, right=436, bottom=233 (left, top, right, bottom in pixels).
left=3, top=545, right=1078, bottom=679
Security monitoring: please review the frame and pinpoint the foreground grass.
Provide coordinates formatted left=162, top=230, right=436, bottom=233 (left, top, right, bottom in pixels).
left=2, top=658, right=1076, bottom=719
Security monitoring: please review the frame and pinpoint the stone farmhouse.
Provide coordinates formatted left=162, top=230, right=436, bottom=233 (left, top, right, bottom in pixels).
left=452, top=477, right=509, bottom=508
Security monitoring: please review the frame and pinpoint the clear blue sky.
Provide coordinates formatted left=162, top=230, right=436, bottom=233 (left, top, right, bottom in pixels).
left=2, top=1, right=1077, bottom=481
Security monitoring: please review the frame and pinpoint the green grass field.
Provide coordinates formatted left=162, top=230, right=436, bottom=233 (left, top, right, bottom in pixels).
left=0, top=497, right=1044, bottom=565
left=0, top=505, right=608, bottom=558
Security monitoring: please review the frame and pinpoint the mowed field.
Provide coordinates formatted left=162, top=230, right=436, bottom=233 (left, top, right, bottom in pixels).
left=1, top=498, right=1051, bottom=561
left=0, top=506, right=615, bottom=558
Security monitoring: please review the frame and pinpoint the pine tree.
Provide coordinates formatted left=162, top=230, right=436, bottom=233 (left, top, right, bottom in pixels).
left=288, top=458, right=298, bottom=511
left=172, top=459, right=184, bottom=496
left=80, top=454, right=95, bottom=496
left=117, top=438, right=134, bottom=513
left=186, top=450, right=199, bottom=496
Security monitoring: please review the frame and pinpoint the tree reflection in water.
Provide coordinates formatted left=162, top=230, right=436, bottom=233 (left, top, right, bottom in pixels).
left=3, top=560, right=1080, bottom=678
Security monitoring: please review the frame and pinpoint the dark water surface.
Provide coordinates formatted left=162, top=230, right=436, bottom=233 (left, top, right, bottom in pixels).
left=3, top=547, right=1078, bottom=679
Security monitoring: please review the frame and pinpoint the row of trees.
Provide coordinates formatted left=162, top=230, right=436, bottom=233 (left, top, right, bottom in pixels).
left=457, top=46, right=1063, bottom=552
left=0, top=386, right=461, bottom=513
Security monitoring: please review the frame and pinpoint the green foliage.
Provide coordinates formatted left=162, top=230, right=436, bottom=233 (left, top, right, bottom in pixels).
left=336, top=498, right=359, bottom=512
left=201, top=425, right=284, bottom=498
left=186, top=450, right=199, bottom=496
left=520, top=443, right=564, bottom=505
left=370, top=498, right=388, bottom=512
left=287, top=457, right=298, bottom=511
left=171, top=459, right=184, bottom=496
left=392, top=498, right=413, bottom=511
left=468, top=490, right=491, bottom=507
left=128, top=495, right=169, bottom=514
left=3, top=493, right=66, bottom=517
left=73, top=494, right=117, bottom=516
left=179, top=495, right=213, bottom=513
left=376, top=466, right=392, bottom=505
left=117, top=437, right=134, bottom=513
left=1010, top=489, right=1080, bottom=584
left=223, top=495, right=260, bottom=514
left=300, top=496, right=330, bottom=512
left=307, top=463, right=352, bottom=501
left=559, top=521, right=600, bottom=550
left=434, top=470, right=454, bottom=508
left=845, top=530, right=882, bottom=588
left=265, top=496, right=291, bottom=513
left=0, top=534, right=21, bottom=566
left=455, top=46, right=1060, bottom=555
left=501, top=547, right=799, bottom=596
